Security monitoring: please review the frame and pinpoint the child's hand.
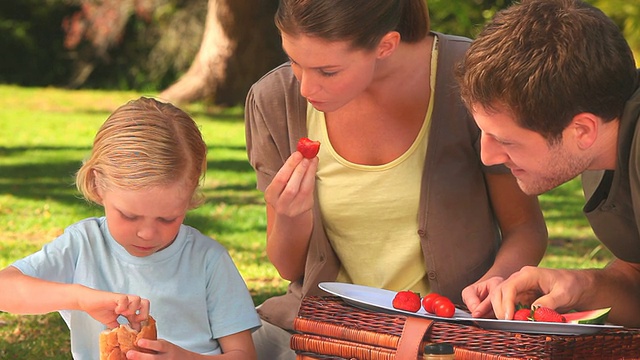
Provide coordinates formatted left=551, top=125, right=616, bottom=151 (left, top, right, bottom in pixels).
left=76, top=287, right=150, bottom=330
left=125, top=330, right=257, bottom=359
left=125, top=338, right=186, bottom=359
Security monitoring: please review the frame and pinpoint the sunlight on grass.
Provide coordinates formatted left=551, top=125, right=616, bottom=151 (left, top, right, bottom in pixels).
left=538, top=179, right=612, bottom=269
left=0, top=313, right=70, bottom=360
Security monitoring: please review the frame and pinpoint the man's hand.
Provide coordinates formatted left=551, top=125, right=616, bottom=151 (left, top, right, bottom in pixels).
left=490, top=266, right=584, bottom=320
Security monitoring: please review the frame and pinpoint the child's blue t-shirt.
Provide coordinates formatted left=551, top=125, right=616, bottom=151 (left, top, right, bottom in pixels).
left=12, top=217, right=261, bottom=359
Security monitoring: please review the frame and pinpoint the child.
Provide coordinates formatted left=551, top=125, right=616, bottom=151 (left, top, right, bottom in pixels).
left=0, top=97, right=261, bottom=359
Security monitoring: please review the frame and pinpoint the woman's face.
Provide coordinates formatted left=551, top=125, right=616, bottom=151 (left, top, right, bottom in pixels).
left=282, top=33, right=380, bottom=113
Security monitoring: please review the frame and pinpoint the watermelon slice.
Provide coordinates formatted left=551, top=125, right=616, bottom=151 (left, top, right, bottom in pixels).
left=562, top=307, right=611, bottom=325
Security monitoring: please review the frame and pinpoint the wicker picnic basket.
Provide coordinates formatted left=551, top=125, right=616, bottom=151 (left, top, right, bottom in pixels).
left=291, top=296, right=640, bottom=359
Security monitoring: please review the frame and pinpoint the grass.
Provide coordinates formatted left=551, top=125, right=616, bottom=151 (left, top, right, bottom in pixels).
left=0, top=85, right=612, bottom=358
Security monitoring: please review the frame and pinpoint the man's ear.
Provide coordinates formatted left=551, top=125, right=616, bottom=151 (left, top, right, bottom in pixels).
left=376, top=31, right=400, bottom=59
left=569, top=112, right=599, bottom=150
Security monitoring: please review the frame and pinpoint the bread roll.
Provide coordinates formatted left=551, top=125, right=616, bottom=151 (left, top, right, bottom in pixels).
left=99, top=316, right=157, bottom=360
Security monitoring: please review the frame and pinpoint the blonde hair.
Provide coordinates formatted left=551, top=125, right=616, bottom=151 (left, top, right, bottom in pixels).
left=76, top=97, right=207, bottom=209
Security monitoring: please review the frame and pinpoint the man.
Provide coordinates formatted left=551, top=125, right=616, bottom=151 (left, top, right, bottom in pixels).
left=456, top=0, right=640, bottom=327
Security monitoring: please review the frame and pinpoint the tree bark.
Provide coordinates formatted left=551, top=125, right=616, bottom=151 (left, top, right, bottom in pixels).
left=159, top=0, right=285, bottom=106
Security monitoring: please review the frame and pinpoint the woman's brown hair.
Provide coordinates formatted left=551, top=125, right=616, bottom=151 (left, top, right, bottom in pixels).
left=275, top=0, right=430, bottom=51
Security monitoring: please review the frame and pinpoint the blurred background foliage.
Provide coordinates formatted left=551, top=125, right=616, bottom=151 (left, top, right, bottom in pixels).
left=1, top=0, right=639, bottom=95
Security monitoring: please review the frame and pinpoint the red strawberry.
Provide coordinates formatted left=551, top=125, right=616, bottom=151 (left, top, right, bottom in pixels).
left=421, top=293, right=442, bottom=314
left=513, top=308, right=532, bottom=321
left=532, top=306, right=566, bottom=323
left=432, top=296, right=456, bottom=318
left=297, top=137, right=321, bottom=158
left=392, top=290, right=421, bottom=312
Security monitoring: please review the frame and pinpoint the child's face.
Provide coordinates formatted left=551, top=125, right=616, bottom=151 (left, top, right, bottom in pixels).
left=99, top=182, right=192, bottom=257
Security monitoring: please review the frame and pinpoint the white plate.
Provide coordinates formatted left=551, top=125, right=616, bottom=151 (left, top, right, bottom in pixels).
left=318, top=282, right=624, bottom=335
left=471, top=317, right=623, bottom=335
left=318, top=282, right=472, bottom=321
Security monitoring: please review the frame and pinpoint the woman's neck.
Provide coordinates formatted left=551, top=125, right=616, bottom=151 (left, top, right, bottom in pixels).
left=357, top=35, right=434, bottom=113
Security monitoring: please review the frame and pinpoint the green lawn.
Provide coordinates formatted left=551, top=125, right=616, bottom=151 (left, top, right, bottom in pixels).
left=0, top=85, right=612, bottom=358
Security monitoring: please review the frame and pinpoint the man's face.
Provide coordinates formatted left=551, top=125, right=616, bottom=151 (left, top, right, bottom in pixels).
left=471, top=104, right=589, bottom=195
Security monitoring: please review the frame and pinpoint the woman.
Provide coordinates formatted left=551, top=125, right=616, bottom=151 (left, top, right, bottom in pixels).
left=245, top=0, right=548, bottom=358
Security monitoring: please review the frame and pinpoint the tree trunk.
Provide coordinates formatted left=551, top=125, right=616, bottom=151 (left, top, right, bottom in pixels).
left=159, top=0, right=284, bottom=107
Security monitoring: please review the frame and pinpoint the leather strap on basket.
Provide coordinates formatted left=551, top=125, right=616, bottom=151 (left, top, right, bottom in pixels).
left=395, top=316, right=434, bottom=359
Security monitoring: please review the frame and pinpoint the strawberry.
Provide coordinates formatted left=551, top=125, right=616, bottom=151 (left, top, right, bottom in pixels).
left=392, top=290, right=421, bottom=312
left=297, top=137, right=321, bottom=158
left=513, top=308, right=532, bottom=321
left=532, top=306, right=566, bottom=323
left=421, top=293, right=442, bottom=314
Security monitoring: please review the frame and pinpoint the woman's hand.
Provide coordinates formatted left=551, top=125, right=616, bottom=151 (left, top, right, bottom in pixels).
left=264, top=151, right=318, bottom=219
left=462, top=276, right=504, bottom=318
left=473, top=172, right=547, bottom=318
left=263, top=151, right=319, bottom=281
